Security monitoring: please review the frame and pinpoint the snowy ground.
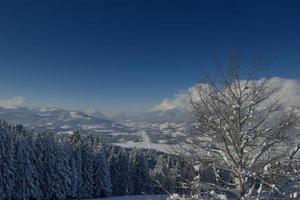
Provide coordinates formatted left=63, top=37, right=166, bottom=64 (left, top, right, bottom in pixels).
left=88, top=194, right=168, bottom=200
left=114, top=129, right=176, bottom=153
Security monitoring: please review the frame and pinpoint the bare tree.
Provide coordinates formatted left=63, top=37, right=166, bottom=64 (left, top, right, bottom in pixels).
left=183, top=52, right=299, bottom=199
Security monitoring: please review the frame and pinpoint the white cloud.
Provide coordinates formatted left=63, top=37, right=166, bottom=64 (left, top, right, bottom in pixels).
left=154, top=77, right=300, bottom=111
left=153, top=88, right=195, bottom=111
left=268, top=77, right=300, bottom=107
left=0, top=96, right=26, bottom=109
left=84, top=108, right=98, bottom=115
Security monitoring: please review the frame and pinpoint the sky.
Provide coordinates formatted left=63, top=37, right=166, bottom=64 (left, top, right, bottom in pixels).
left=0, top=0, right=299, bottom=114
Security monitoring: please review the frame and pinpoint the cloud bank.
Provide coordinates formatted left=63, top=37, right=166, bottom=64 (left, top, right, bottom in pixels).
left=0, top=96, right=26, bottom=109
left=154, top=77, right=300, bottom=111
left=153, top=87, right=195, bottom=111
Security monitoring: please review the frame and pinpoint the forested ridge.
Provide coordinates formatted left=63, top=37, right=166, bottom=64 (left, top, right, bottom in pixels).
left=0, top=120, right=194, bottom=199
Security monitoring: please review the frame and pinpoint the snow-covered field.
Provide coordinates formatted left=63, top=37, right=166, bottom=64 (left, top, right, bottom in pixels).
left=88, top=195, right=168, bottom=200
left=114, top=140, right=175, bottom=153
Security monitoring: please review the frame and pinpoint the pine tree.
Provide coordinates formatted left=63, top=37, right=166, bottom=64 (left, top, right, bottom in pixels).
left=69, top=130, right=83, bottom=198
left=13, top=131, right=37, bottom=199
left=130, top=150, right=150, bottom=195
left=108, top=146, right=130, bottom=195
left=0, top=123, right=15, bottom=200
left=93, top=142, right=112, bottom=197
left=81, top=135, right=95, bottom=198
left=52, top=137, right=71, bottom=200
left=59, top=136, right=75, bottom=198
left=0, top=121, right=195, bottom=199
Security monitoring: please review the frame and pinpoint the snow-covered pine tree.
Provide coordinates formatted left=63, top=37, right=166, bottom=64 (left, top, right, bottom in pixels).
left=130, top=150, right=151, bottom=195
left=93, top=141, right=112, bottom=197
left=52, top=135, right=72, bottom=199
left=0, top=121, right=15, bottom=200
left=13, top=129, right=37, bottom=199
left=108, top=146, right=130, bottom=195
left=81, top=135, right=95, bottom=198
left=0, top=120, right=196, bottom=199
left=34, top=132, right=62, bottom=199
left=34, top=133, right=49, bottom=199
left=59, top=135, right=77, bottom=198
left=151, top=154, right=179, bottom=194
left=69, top=130, right=83, bottom=198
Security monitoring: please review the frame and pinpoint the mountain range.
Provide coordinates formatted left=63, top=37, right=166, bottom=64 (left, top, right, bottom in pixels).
left=0, top=106, right=129, bottom=135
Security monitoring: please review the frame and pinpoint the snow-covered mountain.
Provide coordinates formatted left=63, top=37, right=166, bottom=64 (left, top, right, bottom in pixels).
left=83, top=108, right=110, bottom=120
left=0, top=106, right=131, bottom=136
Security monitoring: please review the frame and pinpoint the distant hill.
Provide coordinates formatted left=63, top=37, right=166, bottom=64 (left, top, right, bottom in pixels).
left=0, top=106, right=131, bottom=136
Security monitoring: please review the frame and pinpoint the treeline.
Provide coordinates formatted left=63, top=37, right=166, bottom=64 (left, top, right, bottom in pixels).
left=0, top=120, right=194, bottom=199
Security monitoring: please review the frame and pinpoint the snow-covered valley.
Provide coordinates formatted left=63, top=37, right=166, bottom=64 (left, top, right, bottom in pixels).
left=0, top=106, right=189, bottom=153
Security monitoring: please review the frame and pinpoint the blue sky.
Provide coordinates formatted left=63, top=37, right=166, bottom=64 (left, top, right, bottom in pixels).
left=0, top=0, right=299, bottom=114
